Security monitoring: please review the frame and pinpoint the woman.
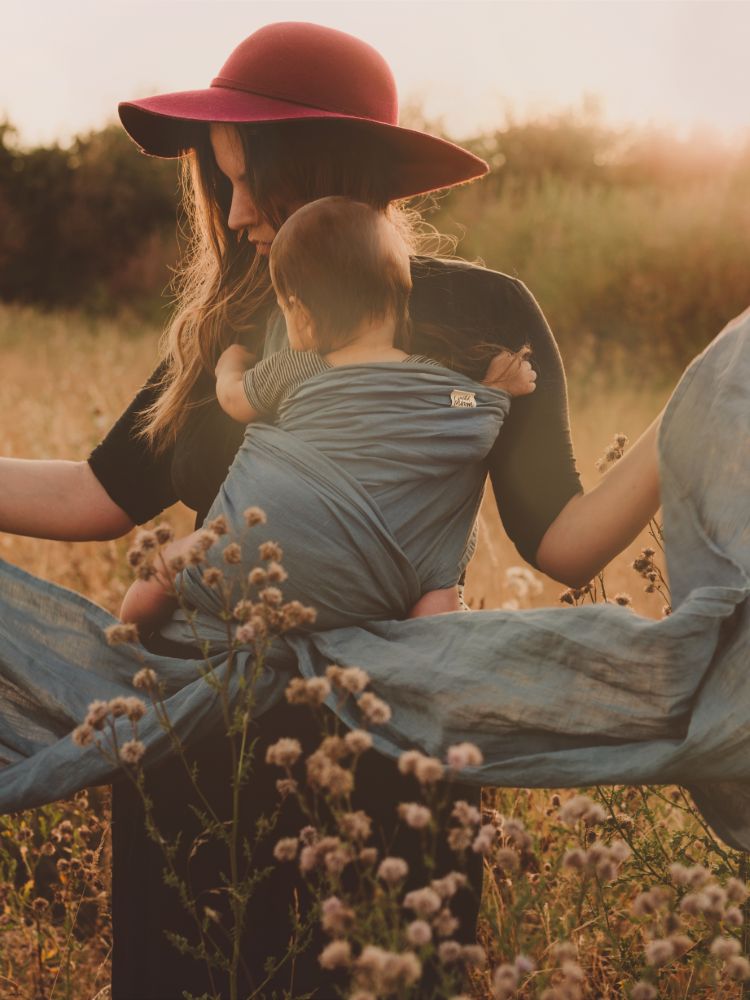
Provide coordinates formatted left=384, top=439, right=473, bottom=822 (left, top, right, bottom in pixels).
left=0, top=21, right=725, bottom=1000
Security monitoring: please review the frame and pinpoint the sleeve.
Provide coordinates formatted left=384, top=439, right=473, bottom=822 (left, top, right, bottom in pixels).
left=486, top=279, right=582, bottom=567
left=87, top=363, right=179, bottom=525
left=243, top=350, right=329, bottom=415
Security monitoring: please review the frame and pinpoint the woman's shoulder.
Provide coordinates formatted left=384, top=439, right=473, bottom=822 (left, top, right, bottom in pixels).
left=410, top=254, right=523, bottom=292
left=408, top=255, right=550, bottom=347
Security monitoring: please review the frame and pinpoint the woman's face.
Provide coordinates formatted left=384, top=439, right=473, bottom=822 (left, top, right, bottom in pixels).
left=209, top=124, right=277, bottom=255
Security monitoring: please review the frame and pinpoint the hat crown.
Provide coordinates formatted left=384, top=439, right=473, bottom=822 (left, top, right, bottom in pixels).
left=211, top=22, right=399, bottom=126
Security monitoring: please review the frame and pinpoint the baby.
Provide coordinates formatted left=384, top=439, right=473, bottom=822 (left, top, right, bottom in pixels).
left=120, top=196, right=536, bottom=633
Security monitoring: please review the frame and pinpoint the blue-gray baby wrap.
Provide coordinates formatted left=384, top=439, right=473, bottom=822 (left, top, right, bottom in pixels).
left=0, top=330, right=748, bottom=849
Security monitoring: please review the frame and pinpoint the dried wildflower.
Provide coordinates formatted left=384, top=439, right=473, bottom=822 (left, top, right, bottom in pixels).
left=120, top=739, right=145, bottom=766
left=434, top=908, right=459, bottom=938
left=133, top=667, right=158, bottom=691
left=397, top=749, right=423, bottom=775
left=344, top=729, right=373, bottom=755
left=496, top=846, right=521, bottom=871
left=378, top=856, right=409, bottom=885
left=282, top=600, right=317, bottom=628
left=235, top=623, right=256, bottom=645
left=614, top=592, right=632, bottom=606
left=202, top=567, right=225, bottom=587
left=630, top=983, right=657, bottom=1000
left=462, top=944, right=487, bottom=968
left=266, top=560, right=288, bottom=583
left=338, top=666, right=371, bottom=694
left=243, top=506, right=267, bottom=526
left=414, top=755, right=444, bottom=784
left=562, top=848, right=587, bottom=871
left=127, top=548, right=144, bottom=568
left=406, top=919, right=432, bottom=946
left=359, top=847, right=378, bottom=867
left=122, top=696, right=147, bottom=722
left=669, top=933, right=693, bottom=956
left=326, top=845, right=357, bottom=876
left=72, top=723, right=95, bottom=747
left=260, top=585, right=283, bottom=606
left=285, top=676, right=331, bottom=707
left=632, top=886, right=671, bottom=917
left=726, top=955, right=750, bottom=980
left=135, top=529, right=158, bottom=551
left=275, top=778, right=297, bottom=798
left=319, top=735, right=348, bottom=760
left=104, top=623, right=139, bottom=646
left=273, top=837, right=299, bottom=862
left=447, top=826, right=473, bottom=852
left=108, top=696, right=130, bottom=718
left=40, top=842, right=56, bottom=856
left=398, top=802, right=432, bottom=829
left=85, top=700, right=110, bottom=730
left=431, top=872, right=467, bottom=899
left=358, top=691, right=392, bottom=725
left=725, top=906, right=744, bottom=927
left=548, top=941, right=576, bottom=966
left=403, top=886, right=442, bottom=917
left=645, top=938, right=675, bottom=967
left=727, top=877, right=749, bottom=903
left=340, top=810, right=372, bottom=842
left=452, top=800, right=481, bottom=827
left=31, top=897, right=49, bottom=915
left=472, top=823, right=496, bottom=855
left=438, top=940, right=462, bottom=964
left=321, top=895, right=355, bottom=936
left=710, top=935, right=741, bottom=960
left=259, top=540, right=283, bottom=562
left=319, top=939, right=352, bottom=970
left=446, top=741, right=484, bottom=770
left=266, top=737, right=303, bottom=768
left=492, top=962, right=520, bottom=999
left=559, top=794, right=606, bottom=826
left=168, top=554, right=186, bottom=573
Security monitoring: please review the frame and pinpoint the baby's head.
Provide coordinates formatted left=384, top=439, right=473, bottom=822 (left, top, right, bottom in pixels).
left=269, top=196, right=411, bottom=353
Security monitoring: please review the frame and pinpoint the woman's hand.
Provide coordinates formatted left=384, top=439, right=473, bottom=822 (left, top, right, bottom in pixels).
left=483, top=351, right=537, bottom=397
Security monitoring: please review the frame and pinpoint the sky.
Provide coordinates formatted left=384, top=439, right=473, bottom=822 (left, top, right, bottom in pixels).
left=2, top=0, right=750, bottom=147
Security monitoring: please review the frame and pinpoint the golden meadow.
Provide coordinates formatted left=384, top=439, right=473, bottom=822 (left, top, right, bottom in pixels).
left=1, top=112, right=750, bottom=998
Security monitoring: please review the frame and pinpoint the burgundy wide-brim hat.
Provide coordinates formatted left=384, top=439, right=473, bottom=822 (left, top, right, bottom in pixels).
left=118, top=21, right=488, bottom=200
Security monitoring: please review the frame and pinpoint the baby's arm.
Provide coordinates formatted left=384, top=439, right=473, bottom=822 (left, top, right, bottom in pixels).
left=482, top=350, right=537, bottom=397
left=119, top=531, right=201, bottom=634
left=408, top=586, right=462, bottom=618
left=215, top=345, right=261, bottom=423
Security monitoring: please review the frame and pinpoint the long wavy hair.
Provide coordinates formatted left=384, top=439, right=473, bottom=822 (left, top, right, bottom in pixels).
left=138, top=119, right=454, bottom=452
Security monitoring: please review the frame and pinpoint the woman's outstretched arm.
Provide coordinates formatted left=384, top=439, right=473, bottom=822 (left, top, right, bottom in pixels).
left=535, top=415, right=661, bottom=587
left=0, top=459, right=134, bottom=541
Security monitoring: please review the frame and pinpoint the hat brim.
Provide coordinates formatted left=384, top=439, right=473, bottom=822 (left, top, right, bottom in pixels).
left=118, top=88, right=488, bottom=200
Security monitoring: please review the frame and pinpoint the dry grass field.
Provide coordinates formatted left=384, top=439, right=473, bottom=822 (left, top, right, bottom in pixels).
left=1, top=304, right=747, bottom=1000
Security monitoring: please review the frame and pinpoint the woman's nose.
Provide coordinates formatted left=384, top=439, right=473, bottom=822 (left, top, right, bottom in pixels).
left=227, top=184, right=259, bottom=232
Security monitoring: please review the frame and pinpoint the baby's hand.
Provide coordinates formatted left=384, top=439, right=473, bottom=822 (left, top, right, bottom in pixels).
left=215, top=344, right=255, bottom=379
left=482, top=351, right=537, bottom=397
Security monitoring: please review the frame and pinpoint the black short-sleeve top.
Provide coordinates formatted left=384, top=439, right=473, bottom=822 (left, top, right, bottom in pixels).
left=87, top=256, right=582, bottom=566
